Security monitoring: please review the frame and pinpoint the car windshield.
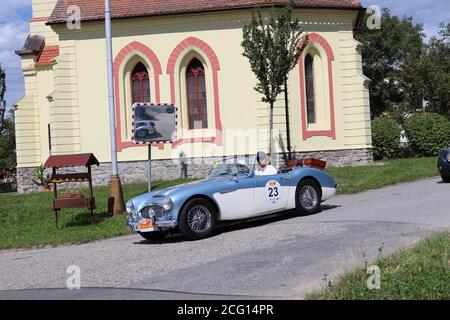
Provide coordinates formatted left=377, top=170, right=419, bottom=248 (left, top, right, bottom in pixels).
left=209, top=157, right=255, bottom=177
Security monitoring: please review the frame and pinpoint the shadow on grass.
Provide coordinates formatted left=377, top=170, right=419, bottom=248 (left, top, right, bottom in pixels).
left=135, top=204, right=341, bottom=245
left=63, top=211, right=112, bottom=228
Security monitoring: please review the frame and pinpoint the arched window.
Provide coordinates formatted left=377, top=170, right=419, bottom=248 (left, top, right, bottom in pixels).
left=186, top=58, right=208, bottom=129
left=131, top=62, right=151, bottom=103
left=305, top=54, right=316, bottom=124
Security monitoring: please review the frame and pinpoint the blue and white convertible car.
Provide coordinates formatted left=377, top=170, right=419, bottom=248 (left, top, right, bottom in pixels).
left=126, top=153, right=338, bottom=241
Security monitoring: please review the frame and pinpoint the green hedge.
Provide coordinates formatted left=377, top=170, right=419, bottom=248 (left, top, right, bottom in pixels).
left=372, top=117, right=401, bottom=159
left=404, top=113, right=450, bottom=156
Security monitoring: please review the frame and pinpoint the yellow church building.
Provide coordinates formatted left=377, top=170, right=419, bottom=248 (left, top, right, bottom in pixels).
left=15, top=0, right=373, bottom=193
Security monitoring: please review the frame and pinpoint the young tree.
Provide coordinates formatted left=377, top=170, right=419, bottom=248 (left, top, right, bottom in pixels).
left=242, top=0, right=304, bottom=156
left=355, top=8, right=425, bottom=118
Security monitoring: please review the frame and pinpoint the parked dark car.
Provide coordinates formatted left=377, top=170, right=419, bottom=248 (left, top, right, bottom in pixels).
left=437, top=147, right=450, bottom=183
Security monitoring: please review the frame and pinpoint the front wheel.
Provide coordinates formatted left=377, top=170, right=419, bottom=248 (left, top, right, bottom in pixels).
left=179, top=198, right=218, bottom=240
left=138, top=231, right=169, bottom=241
left=442, top=175, right=450, bottom=183
left=295, top=179, right=322, bottom=216
left=136, top=129, right=148, bottom=138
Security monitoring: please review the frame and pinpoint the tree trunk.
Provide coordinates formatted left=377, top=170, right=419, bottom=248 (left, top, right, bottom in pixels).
left=284, top=78, right=292, bottom=160
left=269, top=101, right=274, bottom=156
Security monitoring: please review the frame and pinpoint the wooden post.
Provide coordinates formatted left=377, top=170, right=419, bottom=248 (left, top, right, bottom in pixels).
left=88, top=165, right=95, bottom=223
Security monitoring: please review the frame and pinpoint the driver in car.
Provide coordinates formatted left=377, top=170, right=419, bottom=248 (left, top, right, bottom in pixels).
left=255, top=151, right=278, bottom=176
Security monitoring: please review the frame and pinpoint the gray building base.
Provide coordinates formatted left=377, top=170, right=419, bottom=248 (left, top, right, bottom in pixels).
left=16, top=148, right=373, bottom=194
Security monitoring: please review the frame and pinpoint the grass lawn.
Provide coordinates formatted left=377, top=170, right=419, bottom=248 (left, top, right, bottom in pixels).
left=307, top=232, right=450, bottom=300
left=0, top=179, right=196, bottom=250
left=326, top=157, right=439, bottom=194
left=0, top=157, right=441, bottom=250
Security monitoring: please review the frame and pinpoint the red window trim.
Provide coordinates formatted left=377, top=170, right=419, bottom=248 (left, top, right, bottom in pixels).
left=112, top=41, right=164, bottom=151
left=298, top=33, right=336, bottom=140
left=166, top=36, right=223, bottom=147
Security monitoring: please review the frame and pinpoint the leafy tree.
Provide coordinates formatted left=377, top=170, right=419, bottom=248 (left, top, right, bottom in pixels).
left=420, top=23, right=450, bottom=116
left=355, top=8, right=425, bottom=118
left=0, top=64, right=16, bottom=180
left=242, top=0, right=305, bottom=155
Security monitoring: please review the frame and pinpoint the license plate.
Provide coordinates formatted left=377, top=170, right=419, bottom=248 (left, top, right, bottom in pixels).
left=139, top=220, right=154, bottom=232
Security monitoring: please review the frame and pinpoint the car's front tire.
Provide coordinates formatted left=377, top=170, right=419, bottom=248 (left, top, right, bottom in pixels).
left=441, top=175, right=450, bottom=183
left=136, top=129, right=148, bottom=138
left=138, top=231, right=169, bottom=241
left=295, top=179, right=322, bottom=216
left=178, top=198, right=218, bottom=240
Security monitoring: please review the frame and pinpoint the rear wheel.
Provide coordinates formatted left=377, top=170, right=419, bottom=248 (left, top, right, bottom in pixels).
left=138, top=231, right=169, bottom=241
left=179, top=198, right=218, bottom=240
left=295, top=179, right=322, bottom=216
left=442, top=175, right=450, bottom=183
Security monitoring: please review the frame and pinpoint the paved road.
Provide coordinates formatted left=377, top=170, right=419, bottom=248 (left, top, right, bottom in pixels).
left=0, top=177, right=449, bottom=300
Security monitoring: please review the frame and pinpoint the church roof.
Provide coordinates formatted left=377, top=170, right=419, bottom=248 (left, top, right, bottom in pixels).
left=36, top=45, right=60, bottom=66
left=48, top=0, right=362, bottom=24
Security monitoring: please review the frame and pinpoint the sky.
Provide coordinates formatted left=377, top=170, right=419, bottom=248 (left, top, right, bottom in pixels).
left=0, top=0, right=449, bottom=109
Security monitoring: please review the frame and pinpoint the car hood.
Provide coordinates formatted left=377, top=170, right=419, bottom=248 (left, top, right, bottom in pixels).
left=129, top=176, right=231, bottom=205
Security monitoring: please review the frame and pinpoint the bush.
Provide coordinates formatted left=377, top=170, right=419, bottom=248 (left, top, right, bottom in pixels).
left=371, top=117, right=401, bottom=159
left=404, top=113, right=450, bottom=156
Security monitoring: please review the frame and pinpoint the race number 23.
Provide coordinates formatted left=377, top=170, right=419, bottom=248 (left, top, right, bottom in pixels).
left=265, top=180, right=281, bottom=203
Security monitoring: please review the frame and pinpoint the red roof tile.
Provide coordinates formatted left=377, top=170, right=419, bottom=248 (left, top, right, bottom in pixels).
left=48, top=0, right=362, bottom=24
left=44, top=153, right=100, bottom=168
left=36, top=45, right=60, bottom=66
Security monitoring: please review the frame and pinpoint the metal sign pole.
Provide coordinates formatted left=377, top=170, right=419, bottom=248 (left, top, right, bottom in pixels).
left=105, top=0, right=125, bottom=215
left=148, top=144, right=152, bottom=192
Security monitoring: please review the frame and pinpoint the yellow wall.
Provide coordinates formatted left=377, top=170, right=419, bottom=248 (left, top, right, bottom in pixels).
left=16, top=7, right=371, bottom=168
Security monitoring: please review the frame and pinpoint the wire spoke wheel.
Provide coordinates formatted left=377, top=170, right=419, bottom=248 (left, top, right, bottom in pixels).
left=179, top=198, right=218, bottom=240
left=295, top=179, right=321, bottom=216
left=187, top=205, right=212, bottom=233
left=299, top=185, right=318, bottom=210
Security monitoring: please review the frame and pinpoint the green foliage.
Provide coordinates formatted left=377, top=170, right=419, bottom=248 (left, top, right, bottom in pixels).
left=242, top=0, right=303, bottom=105
left=32, top=163, right=49, bottom=188
left=404, top=113, right=450, bottom=156
left=0, top=179, right=198, bottom=249
left=355, top=9, right=425, bottom=117
left=326, top=157, right=438, bottom=195
left=0, top=65, right=16, bottom=180
left=0, top=115, right=15, bottom=177
left=308, top=232, right=450, bottom=300
left=371, top=117, right=401, bottom=159
left=241, top=0, right=304, bottom=153
left=420, top=23, right=450, bottom=116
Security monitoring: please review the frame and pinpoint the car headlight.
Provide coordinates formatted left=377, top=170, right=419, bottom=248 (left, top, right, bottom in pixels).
left=126, top=200, right=135, bottom=214
left=162, top=197, right=174, bottom=211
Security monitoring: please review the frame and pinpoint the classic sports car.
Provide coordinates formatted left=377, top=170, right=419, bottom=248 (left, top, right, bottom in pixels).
left=126, top=153, right=338, bottom=240
left=437, top=147, right=450, bottom=183
left=135, top=121, right=156, bottom=138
